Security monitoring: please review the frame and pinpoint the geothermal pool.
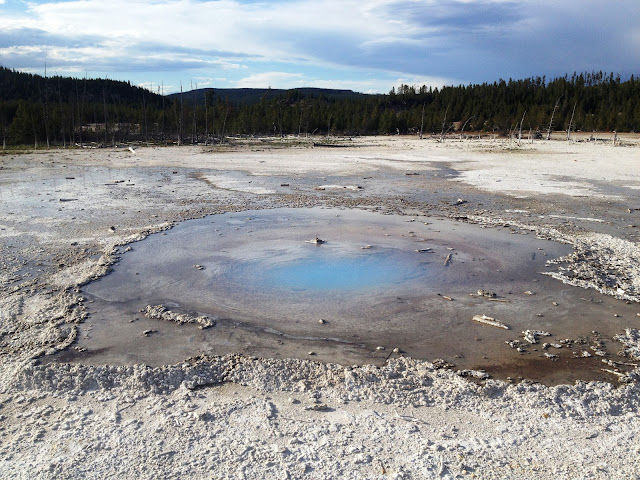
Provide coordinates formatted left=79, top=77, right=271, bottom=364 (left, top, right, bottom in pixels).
left=56, top=207, right=640, bottom=384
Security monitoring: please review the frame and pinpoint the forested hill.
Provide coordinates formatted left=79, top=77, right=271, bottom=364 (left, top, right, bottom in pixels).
left=167, top=87, right=369, bottom=106
left=0, top=66, right=163, bottom=106
left=0, top=67, right=364, bottom=106
left=1, top=66, right=638, bottom=147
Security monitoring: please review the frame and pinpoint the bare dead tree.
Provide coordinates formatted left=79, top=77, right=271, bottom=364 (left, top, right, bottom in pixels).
left=204, top=89, right=209, bottom=146
left=220, top=100, right=229, bottom=144
left=78, top=72, right=87, bottom=147
left=460, top=115, right=475, bottom=140
left=518, top=110, right=526, bottom=146
left=439, top=103, right=450, bottom=141
left=173, top=96, right=180, bottom=145
left=102, top=85, right=108, bottom=145
left=210, top=90, right=215, bottom=143
left=179, top=81, right=183, bottom=145
left=43, top=63, right=50, bottom=149
left=142, top=84, right=149, bottom=143
left=69, top=80, right=76, bottom=146
left=566, top=102, right=576, bottom=141
left=298, top=101, right=305, bottom=136
left=161, top=81, right=165, bottom=143
left=54, top=75, right=66, bottom=147
left=276, top=99, right=284, bottom=138
left=148, top=82, right=153, bottom=142
left=192, top=81, right=197, bottom=144
left=74, top=79, right=81, bottom=147
left=110, top=92, right=121, bottom=145
left=419, top=103, right=425, bottom=139
left=546, top=96, right=562, bottom=140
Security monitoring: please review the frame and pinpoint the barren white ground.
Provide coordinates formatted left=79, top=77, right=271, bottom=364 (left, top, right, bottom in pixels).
left=1, top=136, right=640, bottom=479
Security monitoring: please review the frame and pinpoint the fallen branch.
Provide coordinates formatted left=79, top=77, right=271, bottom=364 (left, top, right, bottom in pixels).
left=472, top=314, right=509, bottom=330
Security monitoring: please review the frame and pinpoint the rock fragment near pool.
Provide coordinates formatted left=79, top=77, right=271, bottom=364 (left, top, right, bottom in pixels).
left=142, top=304, right=215, bottom=329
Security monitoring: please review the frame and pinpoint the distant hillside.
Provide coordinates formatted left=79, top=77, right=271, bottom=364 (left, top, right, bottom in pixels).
left=0, top=65, right=368, bottom=108
left=0, top=66, right=163, bottom=106
left=167, top=87, right=370, bottom=106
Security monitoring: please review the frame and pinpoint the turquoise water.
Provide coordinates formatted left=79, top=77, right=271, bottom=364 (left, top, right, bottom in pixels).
left=256, top=251, right=422, bottom=291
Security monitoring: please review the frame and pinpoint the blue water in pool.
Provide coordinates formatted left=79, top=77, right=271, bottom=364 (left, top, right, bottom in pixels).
left=253, top=250, right=424, bottom=292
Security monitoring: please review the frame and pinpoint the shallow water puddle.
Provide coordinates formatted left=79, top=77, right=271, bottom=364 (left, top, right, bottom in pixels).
left=56, top=207, right=640, bottom=385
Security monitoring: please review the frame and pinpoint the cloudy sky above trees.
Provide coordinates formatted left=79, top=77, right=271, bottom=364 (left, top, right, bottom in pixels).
left=1, top=0, right=638, bottom=93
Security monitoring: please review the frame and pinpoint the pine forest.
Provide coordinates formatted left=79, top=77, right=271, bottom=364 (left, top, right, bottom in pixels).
left=1, top=66, right=638, bottom=148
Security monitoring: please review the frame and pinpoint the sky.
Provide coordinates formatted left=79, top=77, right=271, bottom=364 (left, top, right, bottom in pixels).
left=0, top=0, right=639, bottom=94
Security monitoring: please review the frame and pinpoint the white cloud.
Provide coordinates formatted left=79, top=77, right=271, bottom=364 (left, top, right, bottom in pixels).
left=235, top=72, right=305, bottom=89
left=1, top=0, right=638, bottom=91
left=303, top=78, right=394, bottom=94
left=232, top=71, right=453, bottom=94
left=141, top=76, right=227, bottom=92
left=2, top=0, right=431, bottom=67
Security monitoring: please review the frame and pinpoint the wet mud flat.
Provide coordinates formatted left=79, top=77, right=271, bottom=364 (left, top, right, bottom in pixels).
left=52, top=207, right=640, bottom=384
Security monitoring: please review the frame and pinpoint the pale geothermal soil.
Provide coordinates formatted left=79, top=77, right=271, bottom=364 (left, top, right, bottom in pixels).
left=1, top=135, right=640, bottom=479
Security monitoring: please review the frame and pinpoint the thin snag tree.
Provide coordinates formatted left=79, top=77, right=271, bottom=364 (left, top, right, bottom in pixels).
left=518, top=111, right=526, bottom=146
left=547, top=96, right=562, bottom=140
left=567, top=102, right=576, bottom=141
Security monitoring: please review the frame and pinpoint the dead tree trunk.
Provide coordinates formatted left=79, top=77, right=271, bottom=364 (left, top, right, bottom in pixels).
left=56, top=77, right=66, bottom=147
left=298, top=102, right=305, bottom=136
left=192, top=81, right=197, bottom=144
left=220, top=102, right=229, bottom=144
left=210, top=91, right=215, bottom=143
left=142, top=87, right=148, bottom=143
left=79, top=73, right=87, bottom=147
left=161, top=81, right=165, bottom=144
left=566, top=102, right=576, bottom=141
left=518, top=111, right=526, bottom=146
left=439, top=104, right=450, bottom=142
left=102, top=86, right=108, bottom=145
left=546, top=96, right=562, bottom=140
left=110, top=93, right=120, bottom=146
left=43, top=63, right=50, bottom=149
left=276, top=100, right=284, bottom=138
left=460, top=115, right=475, bottom=140
left=70, top=84, right=76, bottom=146
left=204, top=90, right=208, bottom=146
left=178, top=82, right=183, bottom=146
left=419, top=103, right=425, bottom=139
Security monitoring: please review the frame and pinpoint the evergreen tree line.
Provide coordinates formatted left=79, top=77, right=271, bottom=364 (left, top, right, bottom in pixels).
left=1, top=66, right=639, bottom=147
